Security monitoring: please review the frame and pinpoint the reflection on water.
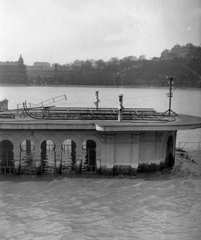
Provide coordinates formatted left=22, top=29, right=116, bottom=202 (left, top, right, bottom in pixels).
left=0, top=151, right=201, bottom=240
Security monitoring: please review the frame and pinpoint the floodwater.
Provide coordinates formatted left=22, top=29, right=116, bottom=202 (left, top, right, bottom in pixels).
left=0, top=86, right=201, bottom=239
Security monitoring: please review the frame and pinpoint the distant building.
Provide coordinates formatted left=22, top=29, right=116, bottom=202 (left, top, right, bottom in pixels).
left=160, top=49, right=170, bottom=59
left=33, top=62, right=51, bottom=67
left=26, top=62, right=51, bottom=84
left=0, top=55, right=27, bottom=84
left=26, top=62, right=81, bottom=85
left=160, top=43, right=201, bottom=59
left=41, top=64, right=80, bottom=84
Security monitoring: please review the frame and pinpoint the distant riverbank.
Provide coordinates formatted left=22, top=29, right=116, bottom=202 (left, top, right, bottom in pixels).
left=0, top=83, right=200, bottom=90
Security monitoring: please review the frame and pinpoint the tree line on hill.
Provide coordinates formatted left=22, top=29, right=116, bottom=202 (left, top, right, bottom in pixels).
left=46, top=55, right=201, bottom=88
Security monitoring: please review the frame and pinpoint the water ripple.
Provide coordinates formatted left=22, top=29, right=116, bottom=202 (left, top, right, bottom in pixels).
left=0, top=152, right=201, bottom=239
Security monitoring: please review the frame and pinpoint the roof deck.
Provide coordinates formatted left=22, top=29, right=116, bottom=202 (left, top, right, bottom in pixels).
left=0, top=107, right=201, bottom=131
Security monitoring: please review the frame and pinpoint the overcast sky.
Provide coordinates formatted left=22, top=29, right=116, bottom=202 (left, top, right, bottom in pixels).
left=0, top=0, right=201, bottom=65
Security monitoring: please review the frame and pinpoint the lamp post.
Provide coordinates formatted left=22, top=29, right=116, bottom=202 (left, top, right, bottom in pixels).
left=168, top=76, right=173, bottom=116
left=162, top=76, right=177, bottom=116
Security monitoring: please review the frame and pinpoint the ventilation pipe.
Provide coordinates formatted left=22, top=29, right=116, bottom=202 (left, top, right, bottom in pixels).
left=118, top=94, right=123, bottom=121
left=94, top=91, right=100, bottom=110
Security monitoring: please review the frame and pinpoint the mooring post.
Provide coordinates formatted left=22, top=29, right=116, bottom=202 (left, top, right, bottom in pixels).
left=118, top=94, right=123, bottom=121
left=94, top=91, right=100, bottom=110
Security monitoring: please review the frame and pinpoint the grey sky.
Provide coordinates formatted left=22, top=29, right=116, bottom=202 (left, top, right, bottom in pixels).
left=0, top=0, right=201, bottom=65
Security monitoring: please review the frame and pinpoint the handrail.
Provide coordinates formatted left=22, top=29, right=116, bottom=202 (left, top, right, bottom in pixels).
left=23, top=101, right=44, bottom=119
left=21, top=103, right=176, bottom=121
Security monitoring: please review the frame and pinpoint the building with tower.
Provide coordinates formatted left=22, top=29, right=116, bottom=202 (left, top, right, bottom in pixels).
left=0, top=55, right=27, bottom=84
left=160, top=43, right=201, bottom=59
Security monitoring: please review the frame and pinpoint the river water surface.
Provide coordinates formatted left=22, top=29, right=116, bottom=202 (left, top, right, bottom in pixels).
left=0, top=86, right=201, bottom=239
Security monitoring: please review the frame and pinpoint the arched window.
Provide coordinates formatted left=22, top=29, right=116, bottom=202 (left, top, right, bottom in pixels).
left=165, top=136, right=174, bottom=167
left=0, top=140, right=14, bottom=174
left=82, top=140, right=96, bottom=172
left=41, top=140, right=55, bottom=173
left=20, top=140, right=35, bottom=174
left=62, top=139, right=76, bottom=173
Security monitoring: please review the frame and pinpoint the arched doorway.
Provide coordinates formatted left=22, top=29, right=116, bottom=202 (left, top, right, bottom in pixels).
left=41, top=140, right=55, bottom=173
left=0, top=140, right=14, bottom=174
left=20, top=140, right=35, bottom=174
left=165, top=136, right=174, bottom=167
left=82, top=140, right=96, bottom=172
left=62, top=139, right=76, bottom=173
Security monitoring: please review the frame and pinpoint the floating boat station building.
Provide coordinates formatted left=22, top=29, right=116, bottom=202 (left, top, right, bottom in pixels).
left=0, top=91, right=201, bottom=176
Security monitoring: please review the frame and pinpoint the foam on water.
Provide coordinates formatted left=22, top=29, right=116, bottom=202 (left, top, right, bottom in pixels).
left=0, top=152, right=200, bottom=240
